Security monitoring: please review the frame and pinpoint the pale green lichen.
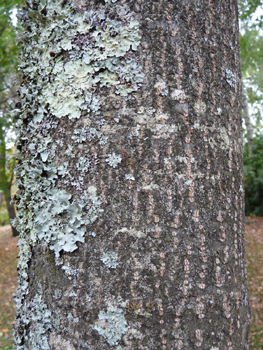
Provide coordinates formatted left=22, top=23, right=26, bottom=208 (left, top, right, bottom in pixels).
left=94, top=301, right=129, bottom=345
left=57, top=162, right=69, bottom=177
left=72, top=127, right=102, bottom=143
left=34, top=186, right=102, bottom=257
left=14, top=290, right=52, bottom=350
left=27, top=294, right=52, bottom=350
left=23, top=1, right=143, bottom=121
left=14, top=0, right=142, bottom=347
left=13, top=160, right=102, bottom=258
left=101, top=251, right=119, bottom=268
left=76, top=157, right=90, bottom=174
left=65, top=144, right=75, bottom=158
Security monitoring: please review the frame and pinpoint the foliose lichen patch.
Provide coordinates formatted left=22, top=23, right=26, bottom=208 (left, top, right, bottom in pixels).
left=14, top=0, right=143, bottom=347
left=101, top=251, right=119, bottom=268
left=94, top=300, right=129, bottom=345
left=105, top=152, right=122, bottom=168
left=21, top=0, right=143, bottom=121
left=14, top=288, right=52, bottom=350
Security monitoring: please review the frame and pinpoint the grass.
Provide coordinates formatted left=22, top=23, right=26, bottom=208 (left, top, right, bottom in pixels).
left=0, top=207, right=9, bottom=227
left=0, top=219, right=263, bottom=348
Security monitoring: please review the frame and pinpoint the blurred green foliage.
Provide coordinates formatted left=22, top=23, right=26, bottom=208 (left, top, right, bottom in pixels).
left=239, top=0, right=263, bottom=132
left=238, top=0, right=263, bottom=217
left=239, top=0, right=263, bottom=23
left=244, top=135, right=263, bottom=216
left=0, top=0, right=21, bottom=88
left=0, top=205, right=9, bottom=226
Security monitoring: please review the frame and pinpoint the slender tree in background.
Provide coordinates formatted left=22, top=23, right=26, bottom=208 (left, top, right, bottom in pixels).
left=0, top=0, right=21, bottom=236
left=241, top=82, right=254, bottom=157
left=13, top=0, right=250, bottom=349
left=238, top=0, right=263, bottom=215
left=0, top=101, right=19, bottom=237
left=239, top=0, right=263, bottom=153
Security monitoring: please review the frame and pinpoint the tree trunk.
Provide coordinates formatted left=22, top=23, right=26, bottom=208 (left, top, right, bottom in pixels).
left=241, top=83, right=253, bottom=157
left=5, top=190, right=19, bottom=237
left=0, top=118, right=18, bottom=236
left=14, top=1, right=250, bottom=349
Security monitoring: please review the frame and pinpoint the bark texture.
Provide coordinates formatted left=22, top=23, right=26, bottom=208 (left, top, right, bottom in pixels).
left=14, top=0, right=250, bottom=349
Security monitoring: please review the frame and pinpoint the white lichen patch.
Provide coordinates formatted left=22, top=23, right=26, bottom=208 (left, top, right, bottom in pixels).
left=101, top=251, right=119, bottom=268
left=115, top=227, right=146, bottom=238
left=125, top=174, right=135, bottom=181
left=226, top=69, right=236, bottom=88
left=61, top=264, right=80, bottom=280
left=105, top=153, right=122, bottom=168
left=49, top=334, right=75, bottom=350
left=171, top=89, right=185, bottom=100
left=94, top=302, right=129, bottom=346
left=133, top=110, right=178, bottom=139
left=216, top=107, right=222, bottom=115
left=194, top=101, right=206, bottom=114
left=154, top=80, right=168, bottom=96
left=142, top=182, right=160, bottom=191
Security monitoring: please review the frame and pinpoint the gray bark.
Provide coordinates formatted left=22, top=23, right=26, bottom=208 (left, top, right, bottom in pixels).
left=241, top=83, right=253, bottom=157
left=13, top=0, right=250, bottom=349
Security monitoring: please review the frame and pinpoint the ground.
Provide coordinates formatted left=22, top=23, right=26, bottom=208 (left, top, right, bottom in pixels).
left=0, top=226, right=18, bottom=350
left=245, top=216, right=263, bottom=349
left=0, top=218, right=262, bottom=349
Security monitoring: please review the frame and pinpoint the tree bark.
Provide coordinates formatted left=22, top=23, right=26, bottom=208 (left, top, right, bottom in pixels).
left=14, top=0, right=250, bottom=349
left=241, top=83, right=253, bottom=157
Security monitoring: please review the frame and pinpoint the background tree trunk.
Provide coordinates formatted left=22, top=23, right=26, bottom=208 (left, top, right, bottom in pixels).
left=5, top=190, right=19, bottom=236
left=0, top=122, right=18, bottom=236
left=14, top=0, right=250, bottom=349
left=241, top=83, right=254, bottom=157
